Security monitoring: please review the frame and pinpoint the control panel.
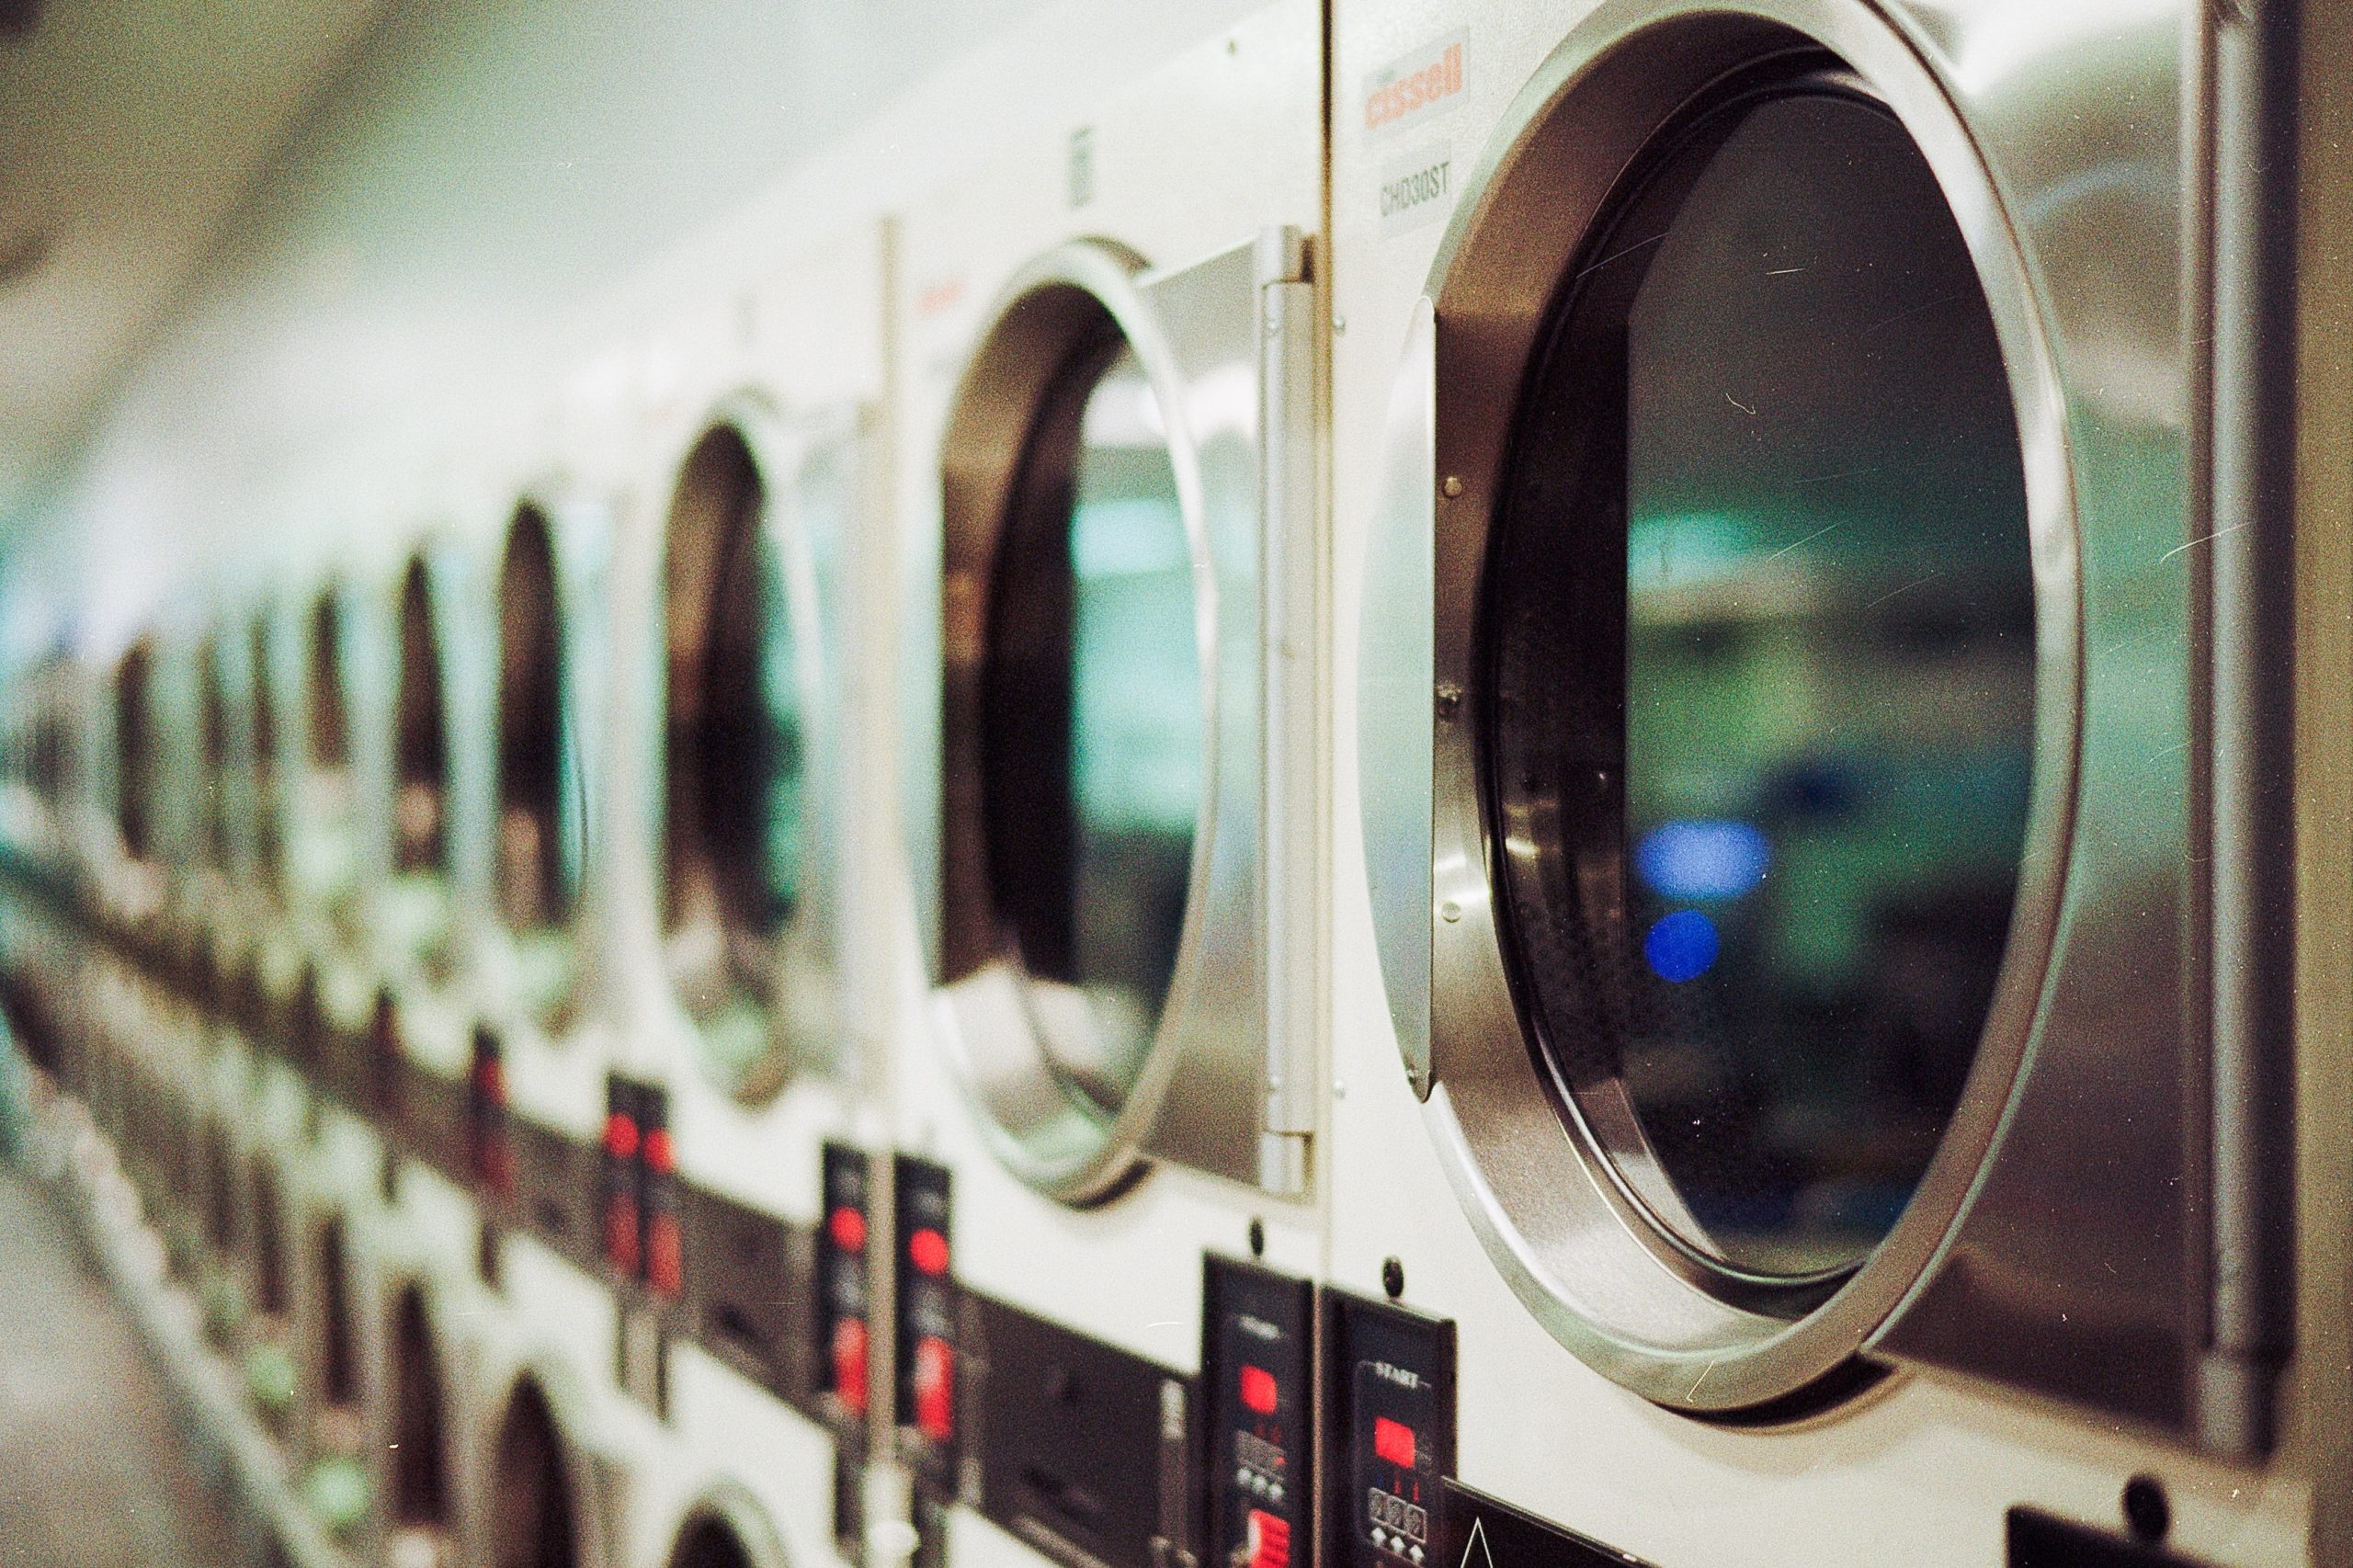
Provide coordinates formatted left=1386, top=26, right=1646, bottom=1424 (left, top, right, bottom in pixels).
left=1202, top=1256, right=1313, bottom=1568
left=894, top=1153, right=957, bottom=1490
left=1323, top=1291, right=1454, bottom=1568
left=467, top=1027, right=512, bottom=1199
left=820, top=1142, right=875, bottom=1566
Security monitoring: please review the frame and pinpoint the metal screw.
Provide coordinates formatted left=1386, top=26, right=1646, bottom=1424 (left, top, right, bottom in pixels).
left=1439, top=902, right=1461, bottom=923
left=1435, top=684, right=1461, bottom=721
left=1442, top=476, right=1462, bottom=498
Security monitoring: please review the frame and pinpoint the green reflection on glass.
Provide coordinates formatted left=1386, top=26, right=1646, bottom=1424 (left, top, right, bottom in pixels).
left=750, top=527, right=807, bottom=938
left=1060, top=347, right=1201, bottom=1107
left=1618, top=93, right=2035, bottom=1276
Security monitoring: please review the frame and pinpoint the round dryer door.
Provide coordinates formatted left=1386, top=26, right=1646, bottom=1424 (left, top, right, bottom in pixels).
left=935, top=240, right=1267, bottom=1204
left=1367, top=3, right=2079, bottom=1413
left=659, top=410, right=847, bottom=1101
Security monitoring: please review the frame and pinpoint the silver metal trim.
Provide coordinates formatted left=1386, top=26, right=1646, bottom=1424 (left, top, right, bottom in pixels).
left=931, top=235, right=1288, bottom=1202
left=648, top=390, right=865, bottom=1104
left=1359, top=0, right=2086, bottom=1412
left=1257, top=224, right=1318, bottom=1195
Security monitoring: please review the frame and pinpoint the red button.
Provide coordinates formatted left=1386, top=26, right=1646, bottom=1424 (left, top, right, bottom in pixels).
left=1373, top=1416, right=1415, bottom=1470
left=603, top=1113, right=639, bottom=1159
left=832, top=1317, right=870, bottom=1415
left=1248, top=1510, right=1291, bottom=1568
left=913, top=1335, right=954, bottom=1440
left=606, top=1197, right=641, bottom=1273
left=829, top=1205, right=867, bottom=1254
left=641, top=1127, right=674, bottom=1176
left=647, top=1213, right=682, bottom=1296
left=908, top=1226, right=949, bottom=1277
left=1239, top=1364, right=1278, bottom=1416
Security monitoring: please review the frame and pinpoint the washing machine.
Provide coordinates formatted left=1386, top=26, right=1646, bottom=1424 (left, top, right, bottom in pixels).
left=888, top=10, right=1325, bottom=1568
left=1339, top=1, right=2330, bottom=1563
left=593, top=216, right=899, bottom=1568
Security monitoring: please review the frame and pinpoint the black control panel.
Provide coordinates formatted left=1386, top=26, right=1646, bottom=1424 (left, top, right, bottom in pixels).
left=2008, top=1509, right=2212, bottom=1567
left=1323, top=1290, right=1454, bottom=1568
left=1439, top=1481, right=1654, bottom=1568
left=467, top=1027, right=511, bottom=1199
left=969, top=1291, right=1196, bottom=1568
left=598, top=1074, right=682, bottom=1300
left=678, top=1183, right=808, bottom=1404
left=1201, top=1256, right=1312, bottom=1568
left=816, top=1141, right=875, bottom=1429
left=601, top=1073, right=642, bottom=1279
left=893, top=1153, right=957, bottom=1489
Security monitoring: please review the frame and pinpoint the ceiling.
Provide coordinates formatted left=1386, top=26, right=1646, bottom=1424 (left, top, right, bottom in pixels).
left=0, top=0, right=394, bottom=534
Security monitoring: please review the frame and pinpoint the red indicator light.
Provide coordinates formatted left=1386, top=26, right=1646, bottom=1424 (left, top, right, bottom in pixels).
left=642, top=1127, right=674, bottom=1176
left=1239, top=1364, right=1279, bottom=1415
left=606, top=1197, right=642, bottom=1273
left=829, top=1205, right=868, bottom=1253
left=908, top=1226, right=949, bottom=1277
left=832, top=1317, right=870, bottom=1415
left=603, top=1113, right=639, bottom=1159
left=913, top=1335, right=954, bottom=1440
left=647, top=1214, right=682, bottom=1296
left=1248, top=1510, right=1291, bottom=1568
left=1372, top=1416, right=1415, bottom=1470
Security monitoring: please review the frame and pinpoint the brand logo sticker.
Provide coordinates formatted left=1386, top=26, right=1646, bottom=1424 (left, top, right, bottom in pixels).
left=1363, top=30, right=1466, bottom=139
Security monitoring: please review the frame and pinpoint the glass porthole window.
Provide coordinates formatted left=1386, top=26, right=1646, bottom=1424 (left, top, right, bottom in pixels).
left=496, top=506, right=577, bottom=1025
left=1483, top=83, right=2036, bottom=1281
left=299, top=594, right=360, bottom=915
left=114, top=640, right=154, bottom=866
left=251, top=617, right=283, bottom=889
left=390, top=558, right=455, bottom=976
left=199, top=638, right=231, bottom=867
left=661, top=424, right=816, bottom=1098
left=393, top=561, right=449, bottom=877
left=974, top=339, right=1201, bottom=1116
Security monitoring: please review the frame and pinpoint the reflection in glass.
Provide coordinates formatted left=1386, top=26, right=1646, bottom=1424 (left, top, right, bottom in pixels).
left=662, top=427, right=809, bottom=1090
left=985, top=345, right=1201, bottom=1115
left=1495, top=90, right=2036, bottom=1278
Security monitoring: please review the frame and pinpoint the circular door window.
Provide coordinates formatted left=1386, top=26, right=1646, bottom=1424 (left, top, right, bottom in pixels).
left=1492, top=83, right=2034, bottom=1279
left=1397, top=14, right=2075, bottom=1413
left=938, top=245, right=1213, bottom=1201
left=391, top=558, right=455, bottom=977
left=496, top=506, right=580, bottom=1026
left=252, top=616, right=284, bottom=889
left=662, top=422, right=824, bottom=1099
left=114, top=639, right=154, bottom=866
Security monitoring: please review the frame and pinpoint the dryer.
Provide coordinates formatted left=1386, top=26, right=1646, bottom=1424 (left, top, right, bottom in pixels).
left=599, top=219, right=897, bottom=1568
left=889, top=9, right=1325, bottom=1568
left=1338, top=1, right=2327, bottom=1563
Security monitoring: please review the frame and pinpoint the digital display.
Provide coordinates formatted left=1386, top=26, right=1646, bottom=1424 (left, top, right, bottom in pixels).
left=1324, top=1290, right=1453, bottom=1568
left=1204, top=1257, right=1313, bottom=1568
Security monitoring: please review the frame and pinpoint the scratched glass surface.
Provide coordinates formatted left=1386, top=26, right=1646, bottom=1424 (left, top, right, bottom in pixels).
left=1052, top=346, right=1201, bottom=1113
left=1617, top=95, right=2037, bottom=1275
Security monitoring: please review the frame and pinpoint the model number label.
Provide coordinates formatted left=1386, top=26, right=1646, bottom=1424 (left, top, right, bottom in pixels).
left=1378, top=142, right=1453, bottom=236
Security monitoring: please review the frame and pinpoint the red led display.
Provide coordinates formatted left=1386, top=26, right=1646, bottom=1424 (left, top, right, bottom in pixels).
left=1372, top=1415, right=1416, bottom=1470
left=908, top=1225, right=949, bottom=1277
left=1240, top=1363, right=1279, bottom=1416
left=829, top=1204, right=868, bottom=1253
